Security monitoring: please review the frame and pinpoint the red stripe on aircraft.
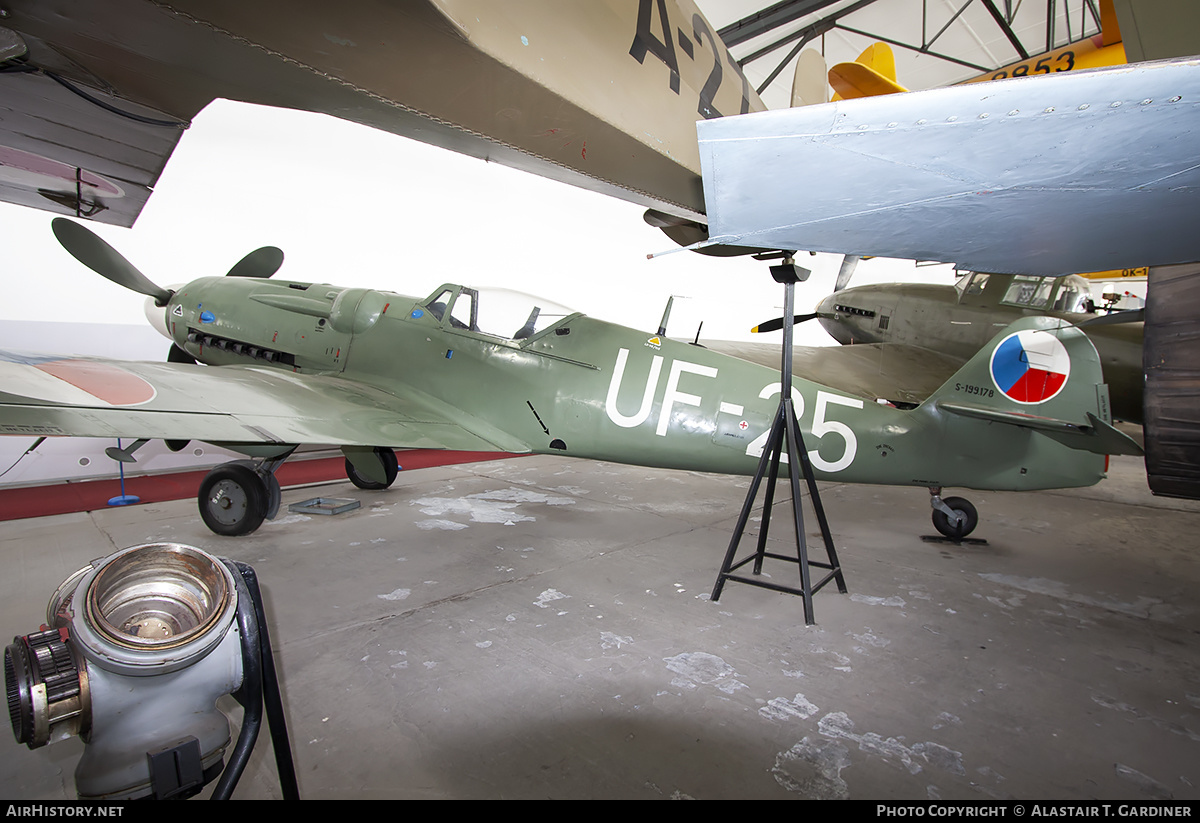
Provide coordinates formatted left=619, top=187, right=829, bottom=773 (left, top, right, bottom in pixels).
left=1006, top=368, right=1067, bottom=403
left=34, top=360, right=156, bottom=406
left=0, top=451, right=512, bottom=521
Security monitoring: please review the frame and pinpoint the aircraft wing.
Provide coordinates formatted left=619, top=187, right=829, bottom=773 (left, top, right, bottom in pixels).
left=703, top=340, right=964, bottom=406
left=0, top=351, right=529, bottom=453
left=696, top=57, right=1200, bottom=276
left=2, top=0, right=761, bottom=226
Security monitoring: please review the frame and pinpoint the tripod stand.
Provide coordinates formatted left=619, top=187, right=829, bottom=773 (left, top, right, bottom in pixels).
left=710, top=257, right=847, bottom=625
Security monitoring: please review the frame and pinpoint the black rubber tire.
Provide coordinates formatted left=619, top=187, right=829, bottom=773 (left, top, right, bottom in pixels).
left=198, top=463, right=268, bottom=536
left=932, top=496, right=979, bottom=539
left=264, top=471, right=282, bottom=521
left=345, top=447, right=399, bottom=490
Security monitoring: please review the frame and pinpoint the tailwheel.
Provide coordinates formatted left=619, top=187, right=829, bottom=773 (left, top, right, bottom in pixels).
left=198, top=463, right=268, bottom=536
left=931, top=496, right=978, bottom=539
left=345, top=447, right=399, bottom=490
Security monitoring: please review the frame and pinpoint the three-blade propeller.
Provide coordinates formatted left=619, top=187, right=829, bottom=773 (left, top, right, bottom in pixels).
left=51, top=218, right=285, bottom=372
left=51, top=218, right=285, bottom=305
left=51, top=218, right=175, bottom=306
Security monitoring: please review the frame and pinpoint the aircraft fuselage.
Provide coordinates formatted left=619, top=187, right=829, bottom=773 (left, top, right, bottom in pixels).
left=163, top=276, right=1110, bottom=493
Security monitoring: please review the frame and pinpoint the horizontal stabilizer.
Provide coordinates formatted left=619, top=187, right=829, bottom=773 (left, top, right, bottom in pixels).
left=830, top=43, right=905, bottom=100
left=828, top=61, right=907, bottom=99
left=1077, top=308, right=1144, bottom=327
left=936, top=403, right=1143, bottom=456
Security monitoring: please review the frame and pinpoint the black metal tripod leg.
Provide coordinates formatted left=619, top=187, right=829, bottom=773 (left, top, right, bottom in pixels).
left=711, top=408, right=782, bottom=601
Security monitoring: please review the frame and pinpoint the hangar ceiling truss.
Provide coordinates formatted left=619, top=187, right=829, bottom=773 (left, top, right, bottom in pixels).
left=712, top=0, right=1110, bottom=96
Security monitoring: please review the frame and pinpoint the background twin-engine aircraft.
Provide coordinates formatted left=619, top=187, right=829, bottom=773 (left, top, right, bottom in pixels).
left=0, top=0, right=1196, bottom=519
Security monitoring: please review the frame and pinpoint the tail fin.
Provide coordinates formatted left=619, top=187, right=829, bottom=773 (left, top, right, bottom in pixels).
left=791, top=49, right=829, bottom=107
left=927, top=316, right=1142, bottom=458
left=828, top=43, right=908, bottom=101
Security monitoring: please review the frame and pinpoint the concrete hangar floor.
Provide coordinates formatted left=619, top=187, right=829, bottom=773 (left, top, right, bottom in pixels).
left=2, top=450, right=1198, bottom=801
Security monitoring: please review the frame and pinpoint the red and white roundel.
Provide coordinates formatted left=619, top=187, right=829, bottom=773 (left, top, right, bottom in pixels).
left=0, top=357, right=157, bottom=407
left=989, top=330, right=1071, bottom=404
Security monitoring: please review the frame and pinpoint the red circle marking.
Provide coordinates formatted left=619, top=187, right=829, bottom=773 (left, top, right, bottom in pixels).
left=35, top=360, right=156, bottom=406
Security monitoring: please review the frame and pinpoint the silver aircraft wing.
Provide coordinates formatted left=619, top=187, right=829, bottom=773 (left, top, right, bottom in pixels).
left=696, top=57, right=1200, bottom=276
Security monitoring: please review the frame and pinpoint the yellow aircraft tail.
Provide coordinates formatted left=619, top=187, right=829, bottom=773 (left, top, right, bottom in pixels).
left=826, top=0, right=1125, bottom=98
left=828, top=43, right=908, bottom=101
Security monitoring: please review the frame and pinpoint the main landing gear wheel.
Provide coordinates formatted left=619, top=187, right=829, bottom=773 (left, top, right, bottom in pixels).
left=198, top=463, right=268, bottom=536
left=931, top=496, right=978, bottom=539
left=345, top=447, right=399, bottom=490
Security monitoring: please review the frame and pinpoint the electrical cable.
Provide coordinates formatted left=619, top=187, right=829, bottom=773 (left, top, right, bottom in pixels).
left=232, top=561, right=300, bottom=800
left=210, top=560, right=264, bottom=800
left=0, top=56, right=189, bottom=129
left=209, top=559, right=299, bottom=800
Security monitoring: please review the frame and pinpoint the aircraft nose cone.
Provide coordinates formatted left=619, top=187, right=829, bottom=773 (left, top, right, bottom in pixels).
left=815, top=293, right=851, bottom=344
left=144, top=295, right=171, bottom=340
left=144, top=283, right=185, bottom=340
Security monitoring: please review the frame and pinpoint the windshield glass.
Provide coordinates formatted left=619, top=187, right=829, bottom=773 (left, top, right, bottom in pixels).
left=1052, top=275, right=1093, bottom=313
left=1001, top=275, right=1055, bottom=308
left=955, top=271, right=990, bottom=298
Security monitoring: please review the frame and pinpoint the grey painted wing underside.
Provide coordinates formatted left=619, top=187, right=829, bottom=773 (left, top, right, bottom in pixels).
left=697, top=58, right=1200, bottom=276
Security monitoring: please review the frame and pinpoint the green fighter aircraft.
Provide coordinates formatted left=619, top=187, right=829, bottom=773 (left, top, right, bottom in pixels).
left=0, top=220, right=1142, bottom=539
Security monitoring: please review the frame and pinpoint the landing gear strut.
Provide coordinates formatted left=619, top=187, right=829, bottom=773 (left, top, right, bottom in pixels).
left=198, top=454, right=290, bottom=537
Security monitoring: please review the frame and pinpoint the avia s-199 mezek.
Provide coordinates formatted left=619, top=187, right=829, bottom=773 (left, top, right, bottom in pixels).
left=0, top=220, right=1141, bottom=538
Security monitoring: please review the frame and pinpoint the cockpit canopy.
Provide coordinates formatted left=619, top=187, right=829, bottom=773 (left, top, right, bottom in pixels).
left=954, top=270, right=991, bottom=299
left=1051, top=275, right=1093, bottom=313
left=955, top=271, right=1095, bottom=314
left=422, top=285, right=577, bottom=341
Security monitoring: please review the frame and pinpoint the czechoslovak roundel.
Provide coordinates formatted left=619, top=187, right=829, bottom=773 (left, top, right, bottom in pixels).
left=989, top=330, right=1071, bottom=404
